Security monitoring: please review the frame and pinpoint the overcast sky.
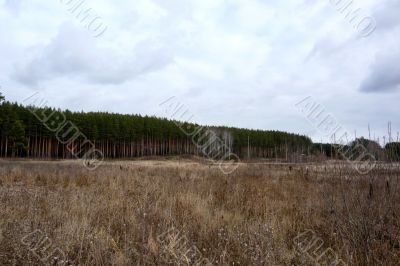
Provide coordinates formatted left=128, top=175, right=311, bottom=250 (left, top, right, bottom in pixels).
left=0, top=0, right=399, bottom=144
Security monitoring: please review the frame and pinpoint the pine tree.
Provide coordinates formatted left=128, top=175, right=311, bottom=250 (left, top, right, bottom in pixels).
left=9, top=120, right=28, bottom=157
left=0, top=96, right=314, bottom=160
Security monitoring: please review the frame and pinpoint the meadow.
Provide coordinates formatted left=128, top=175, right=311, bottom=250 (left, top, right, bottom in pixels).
left=0, top=159, right=399, bottom=265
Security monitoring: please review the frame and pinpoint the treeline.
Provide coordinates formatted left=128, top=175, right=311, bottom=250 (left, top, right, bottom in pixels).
left=0, top=95, right=312, bottom=160
left=312, top=139, right=400, bottom=162
left=2, top=92, right=399, bottom=162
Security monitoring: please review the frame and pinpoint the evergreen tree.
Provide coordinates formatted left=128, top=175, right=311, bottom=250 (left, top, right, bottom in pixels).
left=0, top=93, right=314, bottom=160
left=9, top=120, right=28, bottom=157
left=385, top=142, right=400, bottom=161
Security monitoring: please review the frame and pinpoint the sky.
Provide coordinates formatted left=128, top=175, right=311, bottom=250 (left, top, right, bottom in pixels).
left=0, top=0, right=399, bottom=144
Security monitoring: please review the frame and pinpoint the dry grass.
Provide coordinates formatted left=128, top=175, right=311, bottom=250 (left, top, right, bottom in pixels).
left=0, top=159, right=399, bottom=265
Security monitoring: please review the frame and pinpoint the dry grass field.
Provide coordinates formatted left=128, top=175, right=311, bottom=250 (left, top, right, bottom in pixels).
left=0, top=159, right=400, bottom=265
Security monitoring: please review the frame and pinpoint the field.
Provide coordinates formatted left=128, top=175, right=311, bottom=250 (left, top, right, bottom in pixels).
left=0, top=159, right=400, bottom=265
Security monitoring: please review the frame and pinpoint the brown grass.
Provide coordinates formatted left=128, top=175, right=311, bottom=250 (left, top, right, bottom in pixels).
left=0, top=160, right=399, bottom=265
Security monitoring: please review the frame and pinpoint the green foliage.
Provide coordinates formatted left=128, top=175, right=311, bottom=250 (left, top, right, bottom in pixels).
left=9, top=120, right=28, bottom=156
left=0, top=97, right=313, bottom=158
left=385, top=142, right=400, bottom=161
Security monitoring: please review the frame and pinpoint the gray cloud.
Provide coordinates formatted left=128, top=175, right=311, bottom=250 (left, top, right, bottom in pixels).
left=13, top=23, right=174, bottom=86
left=1, top=0, right=400, bottom=144
left=372, top=0, right=400, bottom=32
left=360, top=51, right=400, bottom=93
